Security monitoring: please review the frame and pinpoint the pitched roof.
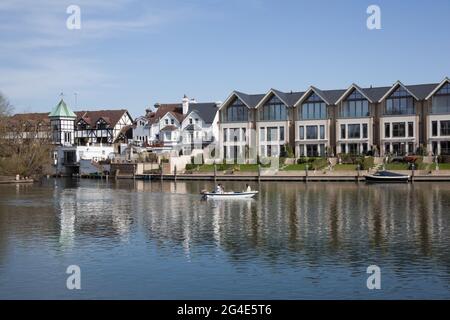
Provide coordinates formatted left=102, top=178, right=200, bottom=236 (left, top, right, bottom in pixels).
left=10, top=112, right=50, bottom=124
left=160, top=125, right=178, bottom=132
left=147, top=104, right=183, bottom=124
left=75, top=109, right=130, bottom=128
left=49, top=99, right=76, bottom=118
left=406, top=83, right=439, bottom=100
left=234, top=91, right=266, bottom=108
left=187, top=103, right=218, bottom=124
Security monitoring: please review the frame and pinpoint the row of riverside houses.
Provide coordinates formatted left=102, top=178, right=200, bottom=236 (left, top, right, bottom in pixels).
left=217, top=78, right=450, bottom=160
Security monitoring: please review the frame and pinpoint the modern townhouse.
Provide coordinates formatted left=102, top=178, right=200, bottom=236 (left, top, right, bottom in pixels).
left=425, top=78, right=450, bottom=156
left=217, top=77, right=450, bottom=162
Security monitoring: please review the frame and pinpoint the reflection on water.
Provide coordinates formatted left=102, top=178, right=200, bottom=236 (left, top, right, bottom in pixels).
left=0, top=179, right=450, bottom=299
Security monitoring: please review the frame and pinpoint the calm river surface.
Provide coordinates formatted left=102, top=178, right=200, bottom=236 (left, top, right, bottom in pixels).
left=1, top=179, right=450, bottom=299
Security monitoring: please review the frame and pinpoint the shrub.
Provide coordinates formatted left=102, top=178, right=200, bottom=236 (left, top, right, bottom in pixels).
left=185, top=164, right=198, bottom=171
left=355, top=156, right=374, bottom=170
left=311, top=158, right=327, bottom=170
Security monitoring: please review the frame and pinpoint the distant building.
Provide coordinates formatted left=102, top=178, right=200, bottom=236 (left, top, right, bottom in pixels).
left=133, top=95, right=220, bottom=154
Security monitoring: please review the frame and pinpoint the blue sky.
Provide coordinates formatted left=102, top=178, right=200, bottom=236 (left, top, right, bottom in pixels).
left=1, top=0, right=449, bottom=116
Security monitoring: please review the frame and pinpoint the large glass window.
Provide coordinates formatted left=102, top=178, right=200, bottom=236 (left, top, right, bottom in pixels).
left=306, top=126, right=318, bottom=140
left=385, top=123, right=390, bottom=138
left=299, top=126, right=304, bottom=140
left=300, top=93, right=327, bottom=120
left=267, top=127, right=278, bottom=141
left=260, top=127, right=265, bottom=142
left=223, top=128, right=228, bottom=142
left=260, top=95, right=288, bottom=121
left=392, top=122, right=406, bottom=137
left=280, top=126, right=285, bottom=141
left=441, top=120, right=450, bottom=136
left=385, top=86, right=415, bottom=115
left=432, top=83, right=450, bottom=114
left=341, top=90, right=369, bottom=118
left=225, top=98, right=248, bottom=122
left=348, top=124, right=360, bottom=139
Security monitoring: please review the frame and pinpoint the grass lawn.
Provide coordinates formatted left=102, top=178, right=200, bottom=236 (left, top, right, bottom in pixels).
left=238, top=164, right=260, bottom=172
left=188, top=164, right=260, bottom=172
left=385, top=163, right=410, bottom=170
left=429, top=163, right=450, bottom=170
left=334, top=164, right=357, bottom=171
left=281, top=164, right=309, bottom=171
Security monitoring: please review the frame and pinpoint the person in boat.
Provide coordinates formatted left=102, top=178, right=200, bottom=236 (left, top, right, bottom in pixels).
left=244, top=184, right=251, bottom=192
left=215, top=184, right=224, bottom=194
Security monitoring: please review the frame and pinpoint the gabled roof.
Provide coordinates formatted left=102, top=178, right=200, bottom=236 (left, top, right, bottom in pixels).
left=147, top=104, right=183, bottom=124
left=187, top=103, right=218, bottom=124
left=335, top=84, right=375, bottom=104
left=425, top=77, right=450, bottom=100
left=294, top=86, right=340, bottom=106
left=378, top=81, right=419, bottom=102
left=160, top=125, right=178, bottom=132
left=234, top=91, right=266, bottom=108
left=255, top=89, right=291, bottom=109
left=75, top=109, right=131, bottom=129
left=49, top=99, right=76, bottom=118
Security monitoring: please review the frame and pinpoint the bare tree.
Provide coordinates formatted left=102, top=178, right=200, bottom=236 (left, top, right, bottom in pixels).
left=0, top=92, right=53, bottom=177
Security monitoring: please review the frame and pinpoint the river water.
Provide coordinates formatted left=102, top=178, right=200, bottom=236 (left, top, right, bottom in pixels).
left=1, top=179, right=450, bottom=299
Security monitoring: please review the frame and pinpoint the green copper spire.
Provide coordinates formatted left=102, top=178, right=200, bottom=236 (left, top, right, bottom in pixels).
left=49, top=99, right=76, bottom=118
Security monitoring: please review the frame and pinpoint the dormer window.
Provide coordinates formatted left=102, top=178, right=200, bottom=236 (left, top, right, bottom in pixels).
left=432, top=83, right=450, bottom=114
left=97, top=119, right=108, bottom=129
left=385, top=86, right=415, bottom=115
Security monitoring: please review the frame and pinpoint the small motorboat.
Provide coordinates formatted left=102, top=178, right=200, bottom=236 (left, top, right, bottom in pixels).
left=201, top=191, right=259, bottom=199
left=365, top=170, right=410, bottom=183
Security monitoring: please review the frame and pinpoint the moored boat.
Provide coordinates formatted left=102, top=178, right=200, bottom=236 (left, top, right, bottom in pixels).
left=202, top=191, right=259, bottom=199
left=365, top=170, right=410, bottom=183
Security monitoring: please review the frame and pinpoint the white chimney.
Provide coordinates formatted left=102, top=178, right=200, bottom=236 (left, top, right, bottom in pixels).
left=182, top=95, right=189, bottom=115
left=215, top=101, right=223, bottom=108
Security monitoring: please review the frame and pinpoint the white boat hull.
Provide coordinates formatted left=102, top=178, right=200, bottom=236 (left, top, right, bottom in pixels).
left=203, top=191, right=259, bottom=199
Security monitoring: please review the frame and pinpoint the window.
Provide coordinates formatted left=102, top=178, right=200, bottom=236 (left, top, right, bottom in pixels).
left=348, top=124, right=360, bottom=139
left=341, top=124, right=346, bottom=139
left=195, top=118, right=199, bottom=124
left=299, top=126, right=304, bottom=140
left=306, top=126, right=318, bottom=140
left=64, top=132, right=71, bottom=143
left=432, top=83, right=450, bottom=114
left=348, top=143, right=359, bottom=155
left=362, top=124, right=368, bottom=139
left=267, top=127, right=278, bottom=141
left=165, top=119, right=169, bottom=125
left=441, top=141, right=450, bottom=155
left=280, top=127, right=285, bottom=141
left=260, top=95, right=288, bottom=121
left=171, top=119, right=175, bottom=125
left=242, top=128, right=247, bottom=142
left=408, top=122, right=414, bottom=137
left=223, top=128, right=228, bottom=142
left=408, top=142, right=414, bottom=154
left=341, top=90, right=369, bottom=118
left=320, top=125, right=325, bottom=140
left=385, top=86, right=415, bottom=115
left=260, top=127, right=265, bottom=142
left=392, top=122, right=406, bottom=137
left=300, top=93, right=327, bottom=120
left=441, top=121, right=450, bottom=136
left=231, top=128, right=240, bottom=142
left=189, top=118, right=193, bottom=124
left=341, top=144, right=346, bottom=154
left=225, top=98, right=248, bottom=122
left=385, top=123, right=390, bottom=138
left=432, top=121, right=438, bottom=136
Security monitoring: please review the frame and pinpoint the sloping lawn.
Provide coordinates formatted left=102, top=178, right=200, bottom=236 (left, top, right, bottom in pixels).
left=430, top=163, right=450, bottom=170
